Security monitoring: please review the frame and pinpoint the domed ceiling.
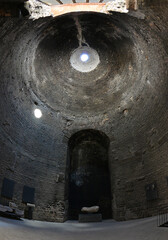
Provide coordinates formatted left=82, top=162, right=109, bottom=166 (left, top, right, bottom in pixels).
left=0, top=0, right=168, bottom=222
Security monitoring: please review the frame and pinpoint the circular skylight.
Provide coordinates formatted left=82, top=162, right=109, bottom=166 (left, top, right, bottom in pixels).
left=80, top=53, right=89, bottom=62
left=70, top=46, right=100, bottom=72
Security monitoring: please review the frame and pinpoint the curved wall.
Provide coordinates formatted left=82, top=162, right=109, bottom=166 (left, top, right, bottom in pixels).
left=0, top=2, right=167, bottom=221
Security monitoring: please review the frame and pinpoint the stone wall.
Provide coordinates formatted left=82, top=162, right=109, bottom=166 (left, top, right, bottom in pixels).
left=0, top=1, right=167, bottom=221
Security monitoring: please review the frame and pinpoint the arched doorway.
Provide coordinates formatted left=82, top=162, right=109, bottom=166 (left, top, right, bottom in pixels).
left=68, top=129, right=112, bottom=220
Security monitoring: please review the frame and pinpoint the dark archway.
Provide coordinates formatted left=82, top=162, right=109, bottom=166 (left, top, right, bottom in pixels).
left=68, top=129, right=112, bottom=220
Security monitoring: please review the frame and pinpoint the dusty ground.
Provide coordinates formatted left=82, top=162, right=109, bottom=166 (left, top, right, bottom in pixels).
left=0, top=216, right=167, bottom=240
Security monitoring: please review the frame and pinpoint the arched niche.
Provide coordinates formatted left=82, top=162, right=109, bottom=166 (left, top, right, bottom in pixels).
left=68, top=129, right=112, bottom=220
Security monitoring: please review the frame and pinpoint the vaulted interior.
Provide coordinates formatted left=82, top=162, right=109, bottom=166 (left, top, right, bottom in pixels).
left=0, top=0, right=167, bottom=223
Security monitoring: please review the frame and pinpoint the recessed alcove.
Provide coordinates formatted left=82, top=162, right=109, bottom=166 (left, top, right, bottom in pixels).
left=68, top=129, right=112, bottom=220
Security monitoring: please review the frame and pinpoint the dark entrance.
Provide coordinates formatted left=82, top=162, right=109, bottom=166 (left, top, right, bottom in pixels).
left=68, top=129, right=112, bottom=220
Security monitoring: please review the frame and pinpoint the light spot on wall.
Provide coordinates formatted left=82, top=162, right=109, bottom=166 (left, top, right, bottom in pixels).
left=34, top=109, right=42, bottom=118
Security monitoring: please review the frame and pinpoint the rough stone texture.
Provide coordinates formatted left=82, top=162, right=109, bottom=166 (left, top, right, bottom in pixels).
left=0, top=0, right=167, bottom=222
left=24, top=0, right=52, bottom=19
left=101, top=0, right=129, bottom=13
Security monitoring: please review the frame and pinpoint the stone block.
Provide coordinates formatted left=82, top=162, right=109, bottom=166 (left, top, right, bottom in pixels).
left=79, top=213, right=102, bottom=223
left=14, top=209, right=24, bottom=217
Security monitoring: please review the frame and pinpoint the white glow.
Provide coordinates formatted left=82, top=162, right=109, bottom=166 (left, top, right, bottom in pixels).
left=34, top=109, right=42, bottom=118
left=80, top=53, right=89, bottom=62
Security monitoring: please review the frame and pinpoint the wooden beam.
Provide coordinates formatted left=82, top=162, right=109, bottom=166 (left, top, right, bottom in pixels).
left=51, top=3, right=105, bottom=17
left=55, top=0, right=63, bottom=5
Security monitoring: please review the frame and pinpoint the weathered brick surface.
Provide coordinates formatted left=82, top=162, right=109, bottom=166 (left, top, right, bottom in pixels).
left=0, top=2, right=167, bottom=221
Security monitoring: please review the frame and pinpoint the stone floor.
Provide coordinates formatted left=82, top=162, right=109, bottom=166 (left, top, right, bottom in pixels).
left=0, top=216, right=167, bottom=240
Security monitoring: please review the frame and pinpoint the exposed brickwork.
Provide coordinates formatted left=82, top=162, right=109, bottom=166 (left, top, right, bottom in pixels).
left=0, top=2, right=167, bottom=222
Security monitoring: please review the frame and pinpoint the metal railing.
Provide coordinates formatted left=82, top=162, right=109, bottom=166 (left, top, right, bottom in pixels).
left=157, top=208, right=168, bottom=227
